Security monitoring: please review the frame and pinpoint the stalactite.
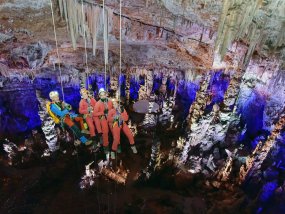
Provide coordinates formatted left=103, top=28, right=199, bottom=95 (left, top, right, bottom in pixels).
left=103, top=7, right=109, bottom=66
left=185, top=69, right=199, bottom=83
left=57, top=0, right=107, bottom=54
left=239, top=110, right=285, bottom=183
left=215, top=0, right=285, bottom=59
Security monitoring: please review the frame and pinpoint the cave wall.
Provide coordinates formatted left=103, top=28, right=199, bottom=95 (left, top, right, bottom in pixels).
left=236, top=56, right=283, bottom=138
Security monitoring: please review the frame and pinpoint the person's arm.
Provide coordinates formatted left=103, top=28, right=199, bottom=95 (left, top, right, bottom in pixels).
left=108, top=101, right=113, bottom=110
left=107, top=109, right=115, bottom=123
left=121, top=109, right=129, bottom=121
left=79, top=100, right=89, bottom=114
left=50, top=104, right=69, bottom=117
left=91, top=99, right=96, bottom=109
left=62, top=102, right=72, bottom=110
left=93, top=102, right=104, bottom=116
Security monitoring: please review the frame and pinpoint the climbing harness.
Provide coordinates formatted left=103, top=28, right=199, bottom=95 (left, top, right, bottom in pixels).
left=46, top=101, right=61, bottom=124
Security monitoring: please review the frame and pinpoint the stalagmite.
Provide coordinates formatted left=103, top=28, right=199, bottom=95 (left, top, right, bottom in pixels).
left=109, top=73, right=119, bottom=98
left=140, top=137, right=161, bottom=180
left=138, top=74, right=147, bottom=100
left=221, top=68, right=244, bottom=112
left=36, top=90, right=58, bottom=152
left=79, top=72, right=87, bottom=88
left=217, top=149, right=238, bottom=182
left=103, top=7, right=109, bottom=66
left=187, top=71, right=212, bottom=126
left=125, top=73, right=130, bottom=104
left=98, top=160, right=128, bottom=185
left=80, top=161, right=98, bottom=189
left=146, top=69, right=153, bottom=97
left=239, top=110, right=285, bottom=183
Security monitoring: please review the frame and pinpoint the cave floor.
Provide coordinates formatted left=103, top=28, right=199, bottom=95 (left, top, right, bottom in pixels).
left=0, top=122, right=247, bottom=214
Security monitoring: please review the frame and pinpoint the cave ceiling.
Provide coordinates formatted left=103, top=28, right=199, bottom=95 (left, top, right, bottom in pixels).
left=0, top=0, right=284, bottom=73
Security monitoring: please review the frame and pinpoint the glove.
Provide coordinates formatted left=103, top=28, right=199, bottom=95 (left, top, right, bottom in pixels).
left=88, top=107, right=93, bottom=113
left=63, top=102, right=72, bottom=110
left=70, top=113, right=78, bottom=118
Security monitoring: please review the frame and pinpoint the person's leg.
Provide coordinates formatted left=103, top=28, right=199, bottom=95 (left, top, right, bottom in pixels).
left=74, top=116, right=85, bottom=130
left=111, top=125, right=120, bottom=159
left=64, top=115, right=74, bottom=127
left=122, top=123, right=134, bottom=145
left=64, top=116, right=91, bottom=145
left=101, top=119, right=109, bottom=147
left=122, top=123, right=137, bottom=153
left=85, top=116, right=96, bottom=137
left=111, top=125, right=121, bottom=151
left=94, top=117, right=102, bottom=134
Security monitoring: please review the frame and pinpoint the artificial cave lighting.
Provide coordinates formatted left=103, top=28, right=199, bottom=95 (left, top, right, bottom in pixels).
left=0, top=0, right=285, bottom=213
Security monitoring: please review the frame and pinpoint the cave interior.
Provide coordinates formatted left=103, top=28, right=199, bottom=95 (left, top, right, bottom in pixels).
left=0, top=0, right=285, bottom=213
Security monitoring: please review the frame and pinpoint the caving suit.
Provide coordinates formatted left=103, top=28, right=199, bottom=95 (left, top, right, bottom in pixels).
left=108, top=107, right=135, bottom=151
left=50, top=101, right=89, bottom=144
left=93, top=98, right=113, bottom=147
left=79, top=98, right=97, bottom=137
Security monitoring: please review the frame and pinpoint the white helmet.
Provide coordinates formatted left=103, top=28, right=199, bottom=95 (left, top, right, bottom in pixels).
left=98, top=88, right=106, bottom=95
left=49, top=91, right=59, bottom=99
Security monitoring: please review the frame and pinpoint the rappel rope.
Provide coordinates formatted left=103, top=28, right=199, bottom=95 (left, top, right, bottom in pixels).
left=81, top=0, right=90, bottom=89
left=49, top=0, right=65, bottom=101
left=103, top=0, right=107, bottom=89
left=114, top=1, right=122, bottom=213
left=101, top=0, right=111, bottom=213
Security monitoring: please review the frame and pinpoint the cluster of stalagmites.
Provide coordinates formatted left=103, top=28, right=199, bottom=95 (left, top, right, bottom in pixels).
left=2, top=130, right=48, bottom=166
left=239, top=110, right=285, bottom=183
left=172, top=67, right=249, bottom=186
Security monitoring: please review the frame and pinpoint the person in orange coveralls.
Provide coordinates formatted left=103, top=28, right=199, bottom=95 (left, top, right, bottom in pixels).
left=93, top=88, right=113, bottom=153
left=108, top=98, right=137, bottom=160
left=79, top=88, right=97, bottom=140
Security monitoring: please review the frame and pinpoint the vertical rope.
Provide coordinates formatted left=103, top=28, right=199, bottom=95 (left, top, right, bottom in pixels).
left=103, top=0, right=107, bottom=88
left=119, top=0, right=122, bottom=106
left=114, top=1, right=122, bottom=213
left=49, top=0, right=65, bottom=101
left=81, top=0, right=90, bottom=89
